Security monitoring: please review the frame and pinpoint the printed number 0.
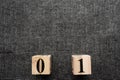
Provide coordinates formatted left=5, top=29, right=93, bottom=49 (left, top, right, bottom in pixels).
left=37, top=59, right=45, bottom=73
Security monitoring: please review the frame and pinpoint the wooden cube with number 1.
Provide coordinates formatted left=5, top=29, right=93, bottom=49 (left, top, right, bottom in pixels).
left=72, top=55, right=92, bottom=75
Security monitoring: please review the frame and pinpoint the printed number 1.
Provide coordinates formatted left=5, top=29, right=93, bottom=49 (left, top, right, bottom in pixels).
left=79, top=59, right=84, bottom=73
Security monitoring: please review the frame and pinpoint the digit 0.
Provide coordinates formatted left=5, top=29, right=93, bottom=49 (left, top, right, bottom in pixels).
left=37, top=59, right=45, bottom=73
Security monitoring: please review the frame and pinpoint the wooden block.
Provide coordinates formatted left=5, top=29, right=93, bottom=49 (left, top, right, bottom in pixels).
left=32, top=55, right=51, bottom=75
left=72, top=55, right=92, bottom=75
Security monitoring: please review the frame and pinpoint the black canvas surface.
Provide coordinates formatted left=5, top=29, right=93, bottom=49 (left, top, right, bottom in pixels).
left=0, top=0, right=120, bottom=80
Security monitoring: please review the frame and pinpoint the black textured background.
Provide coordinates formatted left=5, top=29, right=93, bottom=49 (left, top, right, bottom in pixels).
left=0, top=0, right=120, bottom=80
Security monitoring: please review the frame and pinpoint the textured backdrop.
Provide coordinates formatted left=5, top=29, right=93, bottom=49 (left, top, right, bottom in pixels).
left=0, top=0, right=120, bottom=80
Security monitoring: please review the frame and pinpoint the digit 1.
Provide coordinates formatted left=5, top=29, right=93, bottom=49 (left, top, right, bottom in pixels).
left=79, top=59, right=84, bottom=73
left=37, top=58, right=45, bottom=73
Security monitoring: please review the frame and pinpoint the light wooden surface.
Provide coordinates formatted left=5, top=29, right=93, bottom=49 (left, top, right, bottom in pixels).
left=72, top=55, right=92, bottom=75
left=32, top=55, right=51, bottom=75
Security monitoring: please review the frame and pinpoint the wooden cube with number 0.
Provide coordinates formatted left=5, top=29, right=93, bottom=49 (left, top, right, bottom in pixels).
left=32, top=55, right=51, bottom=75
left=72, top=55, right=92, bottom=75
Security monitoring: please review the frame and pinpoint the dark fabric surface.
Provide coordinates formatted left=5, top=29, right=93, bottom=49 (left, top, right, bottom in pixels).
left=0, top=0, right=120, bottom=80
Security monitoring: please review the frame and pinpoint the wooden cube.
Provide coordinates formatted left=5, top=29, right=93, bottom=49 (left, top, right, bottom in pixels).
left=32, top=55, right=51, bottom=75
left=72, top=55, right=92, bottom=75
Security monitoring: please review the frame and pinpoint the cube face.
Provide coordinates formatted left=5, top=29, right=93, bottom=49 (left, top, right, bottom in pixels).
left=32, top=55, right=51, bottom=75
left=72, top=55, right=92, bottom=75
